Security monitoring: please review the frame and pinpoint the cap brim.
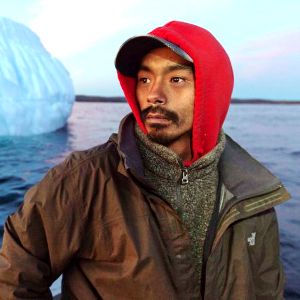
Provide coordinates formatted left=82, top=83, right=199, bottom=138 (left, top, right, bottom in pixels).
left=115, top=35, right=192, bottom=77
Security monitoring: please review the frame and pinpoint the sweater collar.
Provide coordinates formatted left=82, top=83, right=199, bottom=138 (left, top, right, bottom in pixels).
left=135, top=124, right=226, bottom=182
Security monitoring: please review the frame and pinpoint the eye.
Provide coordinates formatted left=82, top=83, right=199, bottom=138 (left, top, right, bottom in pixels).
left=138, top=77, right=150, bottom=84
left=171, top=77, right=184, bottom=83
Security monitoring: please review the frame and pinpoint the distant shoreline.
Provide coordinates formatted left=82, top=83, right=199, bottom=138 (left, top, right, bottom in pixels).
left=75, top=95, right=300, bottom=105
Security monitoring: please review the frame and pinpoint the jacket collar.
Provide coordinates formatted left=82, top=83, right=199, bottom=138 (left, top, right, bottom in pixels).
left=219, top=135, right=282, bottom=201
left=113, top=113, right=145, bottom=179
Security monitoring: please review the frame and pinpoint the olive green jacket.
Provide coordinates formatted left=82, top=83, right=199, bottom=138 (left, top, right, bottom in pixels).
left=0, top=114, right=290, bottom=299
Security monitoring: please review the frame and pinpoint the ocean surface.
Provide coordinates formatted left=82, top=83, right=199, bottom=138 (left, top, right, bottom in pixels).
left=0, top=102, right=299, bottom=298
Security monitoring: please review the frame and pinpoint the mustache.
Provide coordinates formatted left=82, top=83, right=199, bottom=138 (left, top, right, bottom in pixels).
left=141, top=106, right=179, bottom=124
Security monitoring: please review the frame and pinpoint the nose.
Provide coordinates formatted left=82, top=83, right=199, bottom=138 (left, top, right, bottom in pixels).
left=147, top=80, right=166, bottom=105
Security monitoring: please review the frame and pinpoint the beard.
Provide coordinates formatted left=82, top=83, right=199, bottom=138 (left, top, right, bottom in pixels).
left=141, top=106, right=181, bottom=145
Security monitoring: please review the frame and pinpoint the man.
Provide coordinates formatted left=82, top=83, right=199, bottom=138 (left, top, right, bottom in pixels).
left=0, top=21, right=290, bottom=299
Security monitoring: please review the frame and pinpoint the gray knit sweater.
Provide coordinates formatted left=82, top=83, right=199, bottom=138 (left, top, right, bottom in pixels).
left=135, top=126, right=226, bottom=282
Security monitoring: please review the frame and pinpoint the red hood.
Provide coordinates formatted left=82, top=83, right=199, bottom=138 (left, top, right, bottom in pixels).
left=117, top=21, right=234, bottom=165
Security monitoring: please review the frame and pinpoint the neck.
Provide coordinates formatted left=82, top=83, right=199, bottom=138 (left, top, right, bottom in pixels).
left=166, top=132, right=193, bottom=161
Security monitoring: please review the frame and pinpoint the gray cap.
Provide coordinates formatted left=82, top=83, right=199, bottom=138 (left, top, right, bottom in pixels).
left=115, top=34, right=193, bottom=77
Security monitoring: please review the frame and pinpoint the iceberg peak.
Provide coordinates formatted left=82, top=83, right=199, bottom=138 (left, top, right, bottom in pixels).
left=0, top=17, right=75, bottom=136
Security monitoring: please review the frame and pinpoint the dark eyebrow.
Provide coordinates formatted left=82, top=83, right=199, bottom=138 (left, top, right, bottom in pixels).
left=167, top=63, right=194, bottom=72
left=138, top=63, right=194, bottom=74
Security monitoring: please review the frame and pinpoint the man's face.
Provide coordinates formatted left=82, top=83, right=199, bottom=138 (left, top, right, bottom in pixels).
left=136, top=47, right=195, bottom=147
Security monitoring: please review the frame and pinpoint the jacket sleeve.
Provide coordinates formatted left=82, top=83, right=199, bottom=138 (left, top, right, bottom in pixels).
left=252, top=208, right=285, bottom=300
left=0, top=168, right=84, bottom=299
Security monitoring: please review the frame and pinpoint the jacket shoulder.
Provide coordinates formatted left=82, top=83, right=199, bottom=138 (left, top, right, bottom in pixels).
left=46, top=137, right=120, bottom=183
left=20, top=137, right=121, bottom=221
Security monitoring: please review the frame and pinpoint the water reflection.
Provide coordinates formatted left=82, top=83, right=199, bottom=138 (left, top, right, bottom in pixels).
left=0, top=127, right=70, bottom=243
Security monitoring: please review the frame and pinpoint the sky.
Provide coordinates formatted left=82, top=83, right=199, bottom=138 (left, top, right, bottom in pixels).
left=0, top=0, right=299, bottom=100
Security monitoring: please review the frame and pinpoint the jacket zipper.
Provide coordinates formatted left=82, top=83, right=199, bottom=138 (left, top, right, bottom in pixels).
left=174, top=168, right=189, bottom=218
left=201, top=173, right=222, bottom=297
left=181, top=168, right=189, bottom=185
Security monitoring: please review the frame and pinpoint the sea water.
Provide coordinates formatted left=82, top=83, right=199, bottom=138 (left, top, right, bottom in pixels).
left=0, top=102, right=299, bottom=299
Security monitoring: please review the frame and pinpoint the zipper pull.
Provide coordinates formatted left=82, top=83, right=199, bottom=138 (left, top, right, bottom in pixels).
left=181, top=168, right=189, bottom=185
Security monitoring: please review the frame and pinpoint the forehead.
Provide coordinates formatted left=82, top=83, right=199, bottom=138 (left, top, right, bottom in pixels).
left=139, top=47, right=193, bottom=71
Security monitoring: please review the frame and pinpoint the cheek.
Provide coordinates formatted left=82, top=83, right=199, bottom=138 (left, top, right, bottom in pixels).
left=182, top=98, right=194, bottom=127
left=135, top=89, right=144, bottom=109
left=182, top=91, right=194, bottom=111
left=185, top=109, right=194, bottom=127
left=136, top=88, right=146, bottom=110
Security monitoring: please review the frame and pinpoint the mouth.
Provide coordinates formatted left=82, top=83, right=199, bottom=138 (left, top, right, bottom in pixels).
left=145, top=113, right=171, bottom=125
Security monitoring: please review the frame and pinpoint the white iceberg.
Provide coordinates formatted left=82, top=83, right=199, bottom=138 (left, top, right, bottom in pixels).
left=0, top=17, right=75, bottom=136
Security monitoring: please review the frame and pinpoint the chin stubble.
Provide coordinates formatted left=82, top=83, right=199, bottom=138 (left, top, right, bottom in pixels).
left=141, top=106, right=180, bottom=145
